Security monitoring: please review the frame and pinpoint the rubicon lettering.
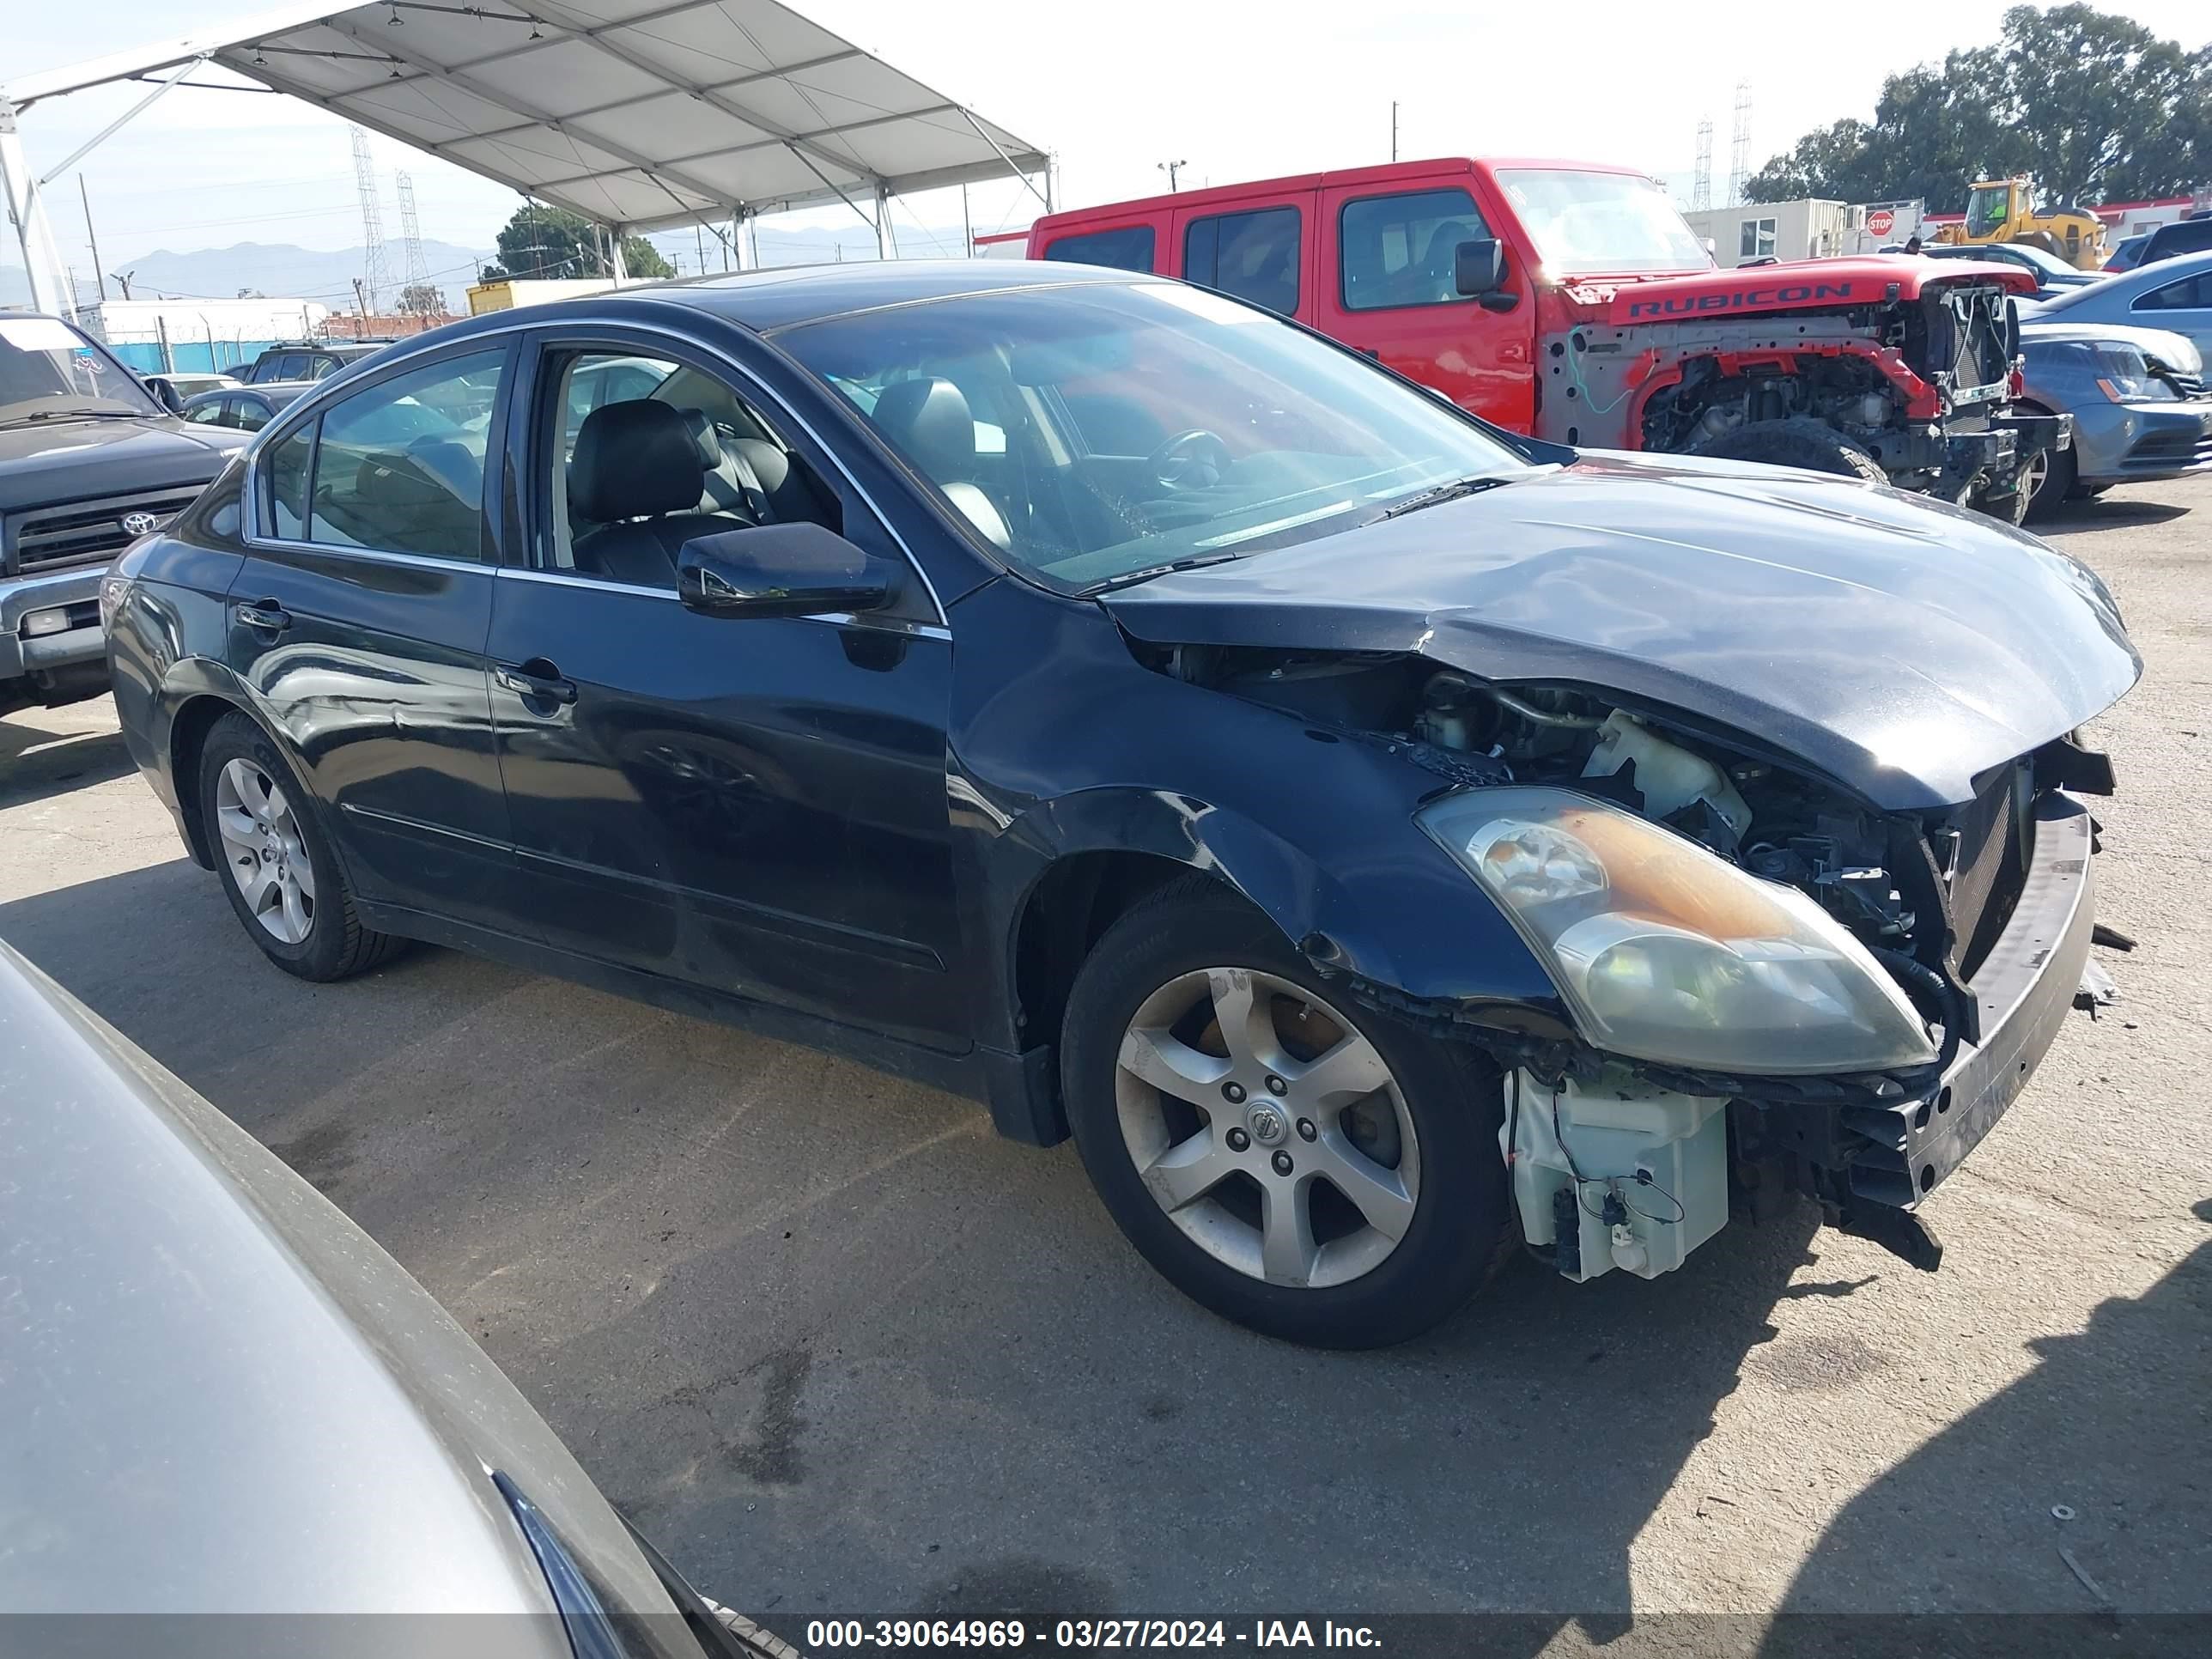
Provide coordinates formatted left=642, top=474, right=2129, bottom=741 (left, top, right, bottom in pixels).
left=1626, top=282, right=1855, bottom=318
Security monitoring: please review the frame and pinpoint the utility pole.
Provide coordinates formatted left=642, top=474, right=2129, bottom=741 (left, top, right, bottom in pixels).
left=1390, top=101, right=1398, bottom=164
left=78, top=175, right=106, bottom=301
left=351, top=276, right=369, bottom=324
left=1158, top=159, right=1187, bottom=192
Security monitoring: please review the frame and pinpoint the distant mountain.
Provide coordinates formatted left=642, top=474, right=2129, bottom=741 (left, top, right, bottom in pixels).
left=106, top=240, right=494, bottom=307
left=4, top=220, right=1002, bottom=315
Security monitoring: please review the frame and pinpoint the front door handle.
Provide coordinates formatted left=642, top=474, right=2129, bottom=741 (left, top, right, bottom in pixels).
left=495, top=659, right=579, bottom=708
left=234, top=599, right=290, bottom=632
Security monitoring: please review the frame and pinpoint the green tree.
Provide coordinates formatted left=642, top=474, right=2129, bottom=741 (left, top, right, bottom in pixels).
left=478, top=205, right=674, bottom=281
left=1747, top=4, right=2211, bottom=210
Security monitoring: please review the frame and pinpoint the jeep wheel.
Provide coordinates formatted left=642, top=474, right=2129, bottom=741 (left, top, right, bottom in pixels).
left=1691, top=417, right=1889, bottom=485
left=1060, top=879, right=1515, bottom=1348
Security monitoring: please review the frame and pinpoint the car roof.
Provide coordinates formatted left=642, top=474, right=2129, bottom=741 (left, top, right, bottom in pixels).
left=473, top=258, right=1147, bottom=336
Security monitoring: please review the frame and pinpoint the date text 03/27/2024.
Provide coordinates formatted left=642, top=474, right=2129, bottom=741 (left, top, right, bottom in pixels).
left=804, top=1620, right=1382, bottom=1649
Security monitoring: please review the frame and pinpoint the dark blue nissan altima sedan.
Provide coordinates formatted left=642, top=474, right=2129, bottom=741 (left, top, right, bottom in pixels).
left=106, top=261, right=2140, bottom=1346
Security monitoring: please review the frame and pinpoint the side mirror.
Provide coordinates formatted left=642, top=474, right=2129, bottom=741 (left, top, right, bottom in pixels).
left=1454, top=238, right=1506, bottom=297
left=676, top=522, right=899, bottom=619
left=149, top=378, right=185, bottom=415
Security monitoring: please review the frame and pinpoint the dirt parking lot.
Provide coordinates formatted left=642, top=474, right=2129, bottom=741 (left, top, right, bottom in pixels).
left=3, top=480, right=2208, bottom=1642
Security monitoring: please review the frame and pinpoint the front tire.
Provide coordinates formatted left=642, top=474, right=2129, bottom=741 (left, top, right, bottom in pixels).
left=1691, top=417, right=1889, bottom=484
left=1060, top=880, right=1514, bottom=1347
left=198, top=712, right=401, bottom=981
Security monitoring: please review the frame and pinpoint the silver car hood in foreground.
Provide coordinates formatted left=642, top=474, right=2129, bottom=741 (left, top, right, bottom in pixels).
left=0, top=942, right=669, bottom=1631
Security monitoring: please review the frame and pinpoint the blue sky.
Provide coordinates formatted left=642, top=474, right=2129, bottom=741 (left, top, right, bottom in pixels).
left=8, top=0, right=2209, bottom=292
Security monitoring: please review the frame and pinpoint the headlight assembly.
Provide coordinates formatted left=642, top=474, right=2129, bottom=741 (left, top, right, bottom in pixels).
left=1419, top=787, right=1937, bottom=1074
left=2087, top=342, right=2163, bottom=403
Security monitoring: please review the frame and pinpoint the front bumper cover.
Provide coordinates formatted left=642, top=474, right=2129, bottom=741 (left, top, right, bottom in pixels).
left=1748, top=790, right=2096, bottom=1212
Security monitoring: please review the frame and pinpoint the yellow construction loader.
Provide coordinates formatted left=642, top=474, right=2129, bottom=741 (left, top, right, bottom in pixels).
left=1933, top=176, right=2108, bottom=270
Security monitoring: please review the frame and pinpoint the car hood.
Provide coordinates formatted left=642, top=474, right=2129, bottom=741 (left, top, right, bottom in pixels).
left=0, top=942, right=665, bottom=1628
left=0, top=416, right=246, bottom=510
left=1566, top=254, right=2037, bottom=325
left=1098, top=453, right=2140, bottom=809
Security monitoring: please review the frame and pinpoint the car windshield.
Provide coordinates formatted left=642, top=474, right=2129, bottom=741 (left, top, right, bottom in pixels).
left=774, top=280, right=1536, bottom=590
left=1493, top=167, right=1713, bottom=276
left=0, top=316, right=161, bottom=423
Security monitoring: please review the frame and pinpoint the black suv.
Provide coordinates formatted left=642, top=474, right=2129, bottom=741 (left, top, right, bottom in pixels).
left=2134, top=216, right=2212, bottom=268
left=241, top=339, right=392, bottom=386
left=2, top=312, right=247, bottom=716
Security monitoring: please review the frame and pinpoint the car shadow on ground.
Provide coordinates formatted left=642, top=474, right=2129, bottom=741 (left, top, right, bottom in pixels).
left=2035, top=497, right=2192, bottom=537
left=1765, top=1203, right=2212, bottom=1645
left=2, top=860, right=1870, bottom=1646
left=0, top=711, right=137, bottom=808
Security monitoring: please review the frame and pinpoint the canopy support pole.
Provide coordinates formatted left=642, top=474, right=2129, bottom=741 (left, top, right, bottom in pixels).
left=0, top=98, right=70, bottom=315
left=874, top=183, right=897, bottom=260
left=957, top=106, right=1050, bottom=212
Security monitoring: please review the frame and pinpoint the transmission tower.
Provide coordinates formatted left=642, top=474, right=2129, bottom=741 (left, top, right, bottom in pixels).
left=1691, top=119, right=1713, bottom=213
left=395, top=169, right=430, bottom=301
left=1727, top=82, right=1752, bottom=208
left=350, top=126, right=391, bottom=315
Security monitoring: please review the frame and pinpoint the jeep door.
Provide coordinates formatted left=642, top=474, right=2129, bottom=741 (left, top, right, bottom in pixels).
left=1316, top=172, right=1537, bottom=432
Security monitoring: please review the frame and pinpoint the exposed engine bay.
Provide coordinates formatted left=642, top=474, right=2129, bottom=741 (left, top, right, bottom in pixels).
left=1152, top=639, right=2108, bottom=1285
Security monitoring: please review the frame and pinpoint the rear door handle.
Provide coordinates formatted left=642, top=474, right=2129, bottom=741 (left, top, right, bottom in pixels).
left=495, top=659, right=579, bottom=708
left=234, top=599, right=290, bottom=632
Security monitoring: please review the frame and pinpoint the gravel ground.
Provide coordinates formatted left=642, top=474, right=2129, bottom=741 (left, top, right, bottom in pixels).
left=3, top=480, right=2206, bottom=1641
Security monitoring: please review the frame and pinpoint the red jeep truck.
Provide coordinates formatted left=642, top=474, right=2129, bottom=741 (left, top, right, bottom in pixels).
left=1027, top=157, right=2063, bottom=519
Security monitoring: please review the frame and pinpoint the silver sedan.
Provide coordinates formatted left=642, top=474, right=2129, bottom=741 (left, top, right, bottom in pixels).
left=2016, top=321, right=2212, bottom=518
left=2022, top=248, right=2212, bottom=358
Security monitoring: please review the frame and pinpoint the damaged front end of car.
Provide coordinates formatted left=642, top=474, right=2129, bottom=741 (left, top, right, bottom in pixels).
left=1137, top=638, right=2118, bottom=1285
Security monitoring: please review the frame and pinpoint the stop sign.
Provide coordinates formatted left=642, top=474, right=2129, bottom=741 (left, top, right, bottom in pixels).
left=1867, top=208, right=1896, bottom=237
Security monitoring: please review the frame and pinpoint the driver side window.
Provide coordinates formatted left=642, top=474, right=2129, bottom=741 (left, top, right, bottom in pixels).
left=538, top=344, right=844, bottom=591
left=1340, top=188, right=1491, bottom=312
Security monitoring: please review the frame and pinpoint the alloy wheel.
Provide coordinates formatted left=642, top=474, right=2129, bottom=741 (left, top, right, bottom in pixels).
left=1113, top=967, right=1420, bottom=1289
left=214, top=758, right=317, bottom=945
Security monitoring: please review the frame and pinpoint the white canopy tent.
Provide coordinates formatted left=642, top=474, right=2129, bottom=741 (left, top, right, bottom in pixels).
left=2, top=0, right=1050, bottom=316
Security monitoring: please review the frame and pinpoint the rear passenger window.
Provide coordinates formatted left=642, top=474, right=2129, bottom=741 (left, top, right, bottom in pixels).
left=1182, top=208, right=1300, bottom=316
left=1340, top=188, right=1491, bottom=311
left=1043, top=225, right=1156, bottom=272
left=2134, top=273, right=2211, bottom=311
left=304, top=349, right=505, bottom=561
left=264, top=422, right=314, bottom=539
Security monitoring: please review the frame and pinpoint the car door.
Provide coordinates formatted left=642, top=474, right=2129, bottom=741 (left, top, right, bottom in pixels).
left=485, top=326, right=965, bottom=1049
left=1316, top=173, right=1537, bottom=431
left=228, top=339, right=520, bottom=930
left=2129, top=269, right=2212, bottom=356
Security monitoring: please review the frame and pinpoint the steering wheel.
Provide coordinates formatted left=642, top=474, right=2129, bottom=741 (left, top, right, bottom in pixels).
left=1147, top=428, right=1231, bottom=491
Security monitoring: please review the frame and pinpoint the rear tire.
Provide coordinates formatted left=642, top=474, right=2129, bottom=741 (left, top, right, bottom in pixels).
left=1060, top=878, right=1515, bottom=1348
left=198, top=712, right=403, bottom=982
left=1691, top=417, right=1889, bottom=485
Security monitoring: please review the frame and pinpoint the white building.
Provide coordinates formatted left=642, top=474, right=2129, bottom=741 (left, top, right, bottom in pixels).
left=1683, top=199, right=1857, bottom=267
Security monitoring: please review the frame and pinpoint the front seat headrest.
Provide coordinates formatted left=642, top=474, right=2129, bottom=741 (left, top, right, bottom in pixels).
left=871, top=377, right=977, bottom=483
left=675, top=406, right=724, bottom=471
left=571, top=400, right=707, bottom=521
